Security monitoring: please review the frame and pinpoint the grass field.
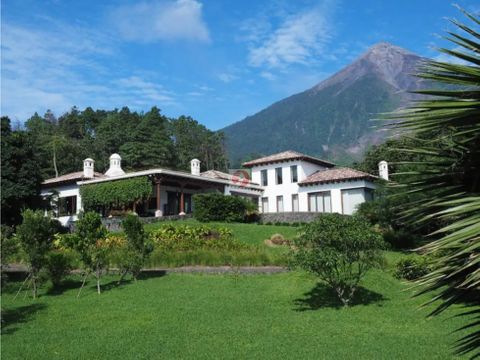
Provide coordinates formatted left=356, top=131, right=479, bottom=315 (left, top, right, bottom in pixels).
left=2, top=269, right=474, bottom=359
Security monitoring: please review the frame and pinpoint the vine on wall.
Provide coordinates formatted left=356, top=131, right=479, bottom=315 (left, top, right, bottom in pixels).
left=80, top=177, right=152, bottom=210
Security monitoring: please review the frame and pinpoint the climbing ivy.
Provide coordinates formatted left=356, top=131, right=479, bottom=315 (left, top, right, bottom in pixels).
left=80, top=177, right=152, bottom=210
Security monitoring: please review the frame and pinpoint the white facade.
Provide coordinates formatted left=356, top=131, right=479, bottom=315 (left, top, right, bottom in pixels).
left=40, top=184, right=82, bottom=226
left=250, top=159, right=376, bottom=215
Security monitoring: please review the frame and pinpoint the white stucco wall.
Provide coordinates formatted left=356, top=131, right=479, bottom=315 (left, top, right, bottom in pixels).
left=251, top=160, right=327, bottom=213
left=251, top=160, right=375, bottom=215
left=40, top=184, right=81, bottom=226
left=298, top=179, right=375, bottom=215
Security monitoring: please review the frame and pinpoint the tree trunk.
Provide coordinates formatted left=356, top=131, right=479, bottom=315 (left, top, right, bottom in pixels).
left=53, top=145, right=59, bottom=178
left=32, top=274, right=37, bottom=299
left=96, top=266, right=101, bottom=294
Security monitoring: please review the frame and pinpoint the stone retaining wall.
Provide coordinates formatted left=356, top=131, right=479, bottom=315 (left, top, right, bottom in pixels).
left=102, top=214, right=193, bottom=232
left=259, top=212, right=319, bottom=224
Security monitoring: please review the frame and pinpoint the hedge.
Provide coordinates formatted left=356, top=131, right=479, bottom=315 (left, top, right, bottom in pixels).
left=192, top=193, right=257, bottom=223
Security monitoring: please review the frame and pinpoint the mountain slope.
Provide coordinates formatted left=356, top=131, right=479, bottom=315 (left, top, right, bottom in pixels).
left=223, top=42, right=425, bottom=165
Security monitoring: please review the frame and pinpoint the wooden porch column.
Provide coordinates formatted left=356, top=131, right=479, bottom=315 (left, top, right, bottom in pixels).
left=179, top=186, right=185, bottom=215
left=155, top=181, right=162, bottom=217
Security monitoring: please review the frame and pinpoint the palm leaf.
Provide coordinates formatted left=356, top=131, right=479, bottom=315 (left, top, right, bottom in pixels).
left=387, top=8, right=480, bottom=358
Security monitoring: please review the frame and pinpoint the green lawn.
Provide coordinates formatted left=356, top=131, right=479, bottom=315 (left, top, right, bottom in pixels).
left=2, top=269, right=474, bottom=359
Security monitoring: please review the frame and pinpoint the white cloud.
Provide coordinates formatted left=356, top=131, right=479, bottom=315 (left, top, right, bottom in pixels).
left=0, top=21, right=178, bottom=121
left=243, top=2, right=335, bottom=68
left=217, top=72, right=239, bottom=83
left=260, top=71, right=276, bottom=81
left=111, top=0, right=210, bottom=43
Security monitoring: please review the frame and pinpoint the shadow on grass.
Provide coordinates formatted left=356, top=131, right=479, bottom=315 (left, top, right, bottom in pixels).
left=92, top=270, right=167, bottom=293
left=1, top=303, right=47, bottom=335
left=46, top=279, right=83, bottom=296
left=294, top=283, right=386, bottom=311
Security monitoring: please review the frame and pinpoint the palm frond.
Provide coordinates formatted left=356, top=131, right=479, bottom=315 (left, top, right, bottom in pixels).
left=387, top=8, right=480, bottom=358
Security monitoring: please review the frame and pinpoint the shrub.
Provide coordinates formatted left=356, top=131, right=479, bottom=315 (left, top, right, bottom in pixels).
left=149, top=224, right=246, bottom=252
left=383, top=229, right=418, bottom=250
left=1, top=225, right=17, bottom=287
left=291, top=214, right=384, bottom=306
left=45, top=250, right=72, bottom=287
left=118, top=214, right=153, bottom=280
left=270, top=234, right=286, bottom=245
left=74, top=211, right=108, bottom=294
left=395, top=257, right=429, bottom=280
left=192, top=193, right=258, bottom=223
left=16, top=209, right=57, bottom=298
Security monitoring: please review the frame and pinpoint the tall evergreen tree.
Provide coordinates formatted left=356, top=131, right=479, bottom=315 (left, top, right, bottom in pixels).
left=120, top=107, right=176, bottom=169
left=1, top=117, right=43, bottom=225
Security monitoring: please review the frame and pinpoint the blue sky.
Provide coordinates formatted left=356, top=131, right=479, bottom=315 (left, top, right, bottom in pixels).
left=1, top=0, right=478, bottom=129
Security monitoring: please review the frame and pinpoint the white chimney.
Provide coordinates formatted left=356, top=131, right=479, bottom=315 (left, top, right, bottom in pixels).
left=105, top=153, right=126, bottom=177
left=191, top=158, right=201, bottom=176
left=83, top=158, right=95, bottom=178
left=378, top=160, right=389, bottom=181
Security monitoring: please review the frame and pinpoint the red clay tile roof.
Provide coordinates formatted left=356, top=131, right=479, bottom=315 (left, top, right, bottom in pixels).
left=200, top=170, right=258, bottom=186
left=242, top=150, right=335, bottom=168
left=299, top=167, right=376, bottom=186
left=42, top=171, right=107, bottom=186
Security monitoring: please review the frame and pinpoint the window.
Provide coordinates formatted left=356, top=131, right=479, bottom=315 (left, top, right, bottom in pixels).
left=261, top=169, right=268, bottom=186
left=292, top=194, right=299, bottom=212
left=308, top=192, right=332, bottom=213
left=261, top=197, right=269, bottom=213
left=290, top=165, right=298, bottom=183
left=276, top=196, right=284, bottom=212
left=58, top=196, right=77, bottom=216
left=365, top=188, right=374, bottom=202
left=275, top=167, right=283, bottom=185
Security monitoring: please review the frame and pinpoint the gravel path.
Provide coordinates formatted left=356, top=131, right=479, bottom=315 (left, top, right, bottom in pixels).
left=3, top=264, right=288, bottom=275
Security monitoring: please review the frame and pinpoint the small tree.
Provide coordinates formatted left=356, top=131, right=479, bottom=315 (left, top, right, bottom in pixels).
left=291, top=214, right=384, bottom=306
left=118, top=214, right=153, bottom=281
left=1, top=225, right=18, bottom=287
left=74, top=211, right=107, bottom=295
left=16, top=209, right=56, bottom=298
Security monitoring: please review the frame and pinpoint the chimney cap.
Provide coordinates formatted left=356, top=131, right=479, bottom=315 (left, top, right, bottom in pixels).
left=84, top=158, right=94, bottom=162
left=110, top=153, right=121, bottom=160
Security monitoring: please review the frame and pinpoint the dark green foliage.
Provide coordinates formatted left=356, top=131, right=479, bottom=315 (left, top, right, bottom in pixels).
left=193, top=193, right=258, bottom=223
left=1, top=117, right=43, bottom=225
left=395, top=257, right=430, bottom=281
left=80, top=177, right=152, bottom=211
left=1, top=225, right=17, bottom=286
left=170, top=115, right=228, bottom=171
left=119, top=214, right=153, bottom=280
left=291, top=214, right=384, bottom=306
left=382, top=229, right=418, bottom=250
left=16, top=210, right=57, bottom=297
left=120, top=107, right=176, bottom=170
left=45, top=250, right=72, bottom=287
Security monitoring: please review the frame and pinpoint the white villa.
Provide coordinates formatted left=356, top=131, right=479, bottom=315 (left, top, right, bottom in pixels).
left=41, top=150, right=387, bottom=226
